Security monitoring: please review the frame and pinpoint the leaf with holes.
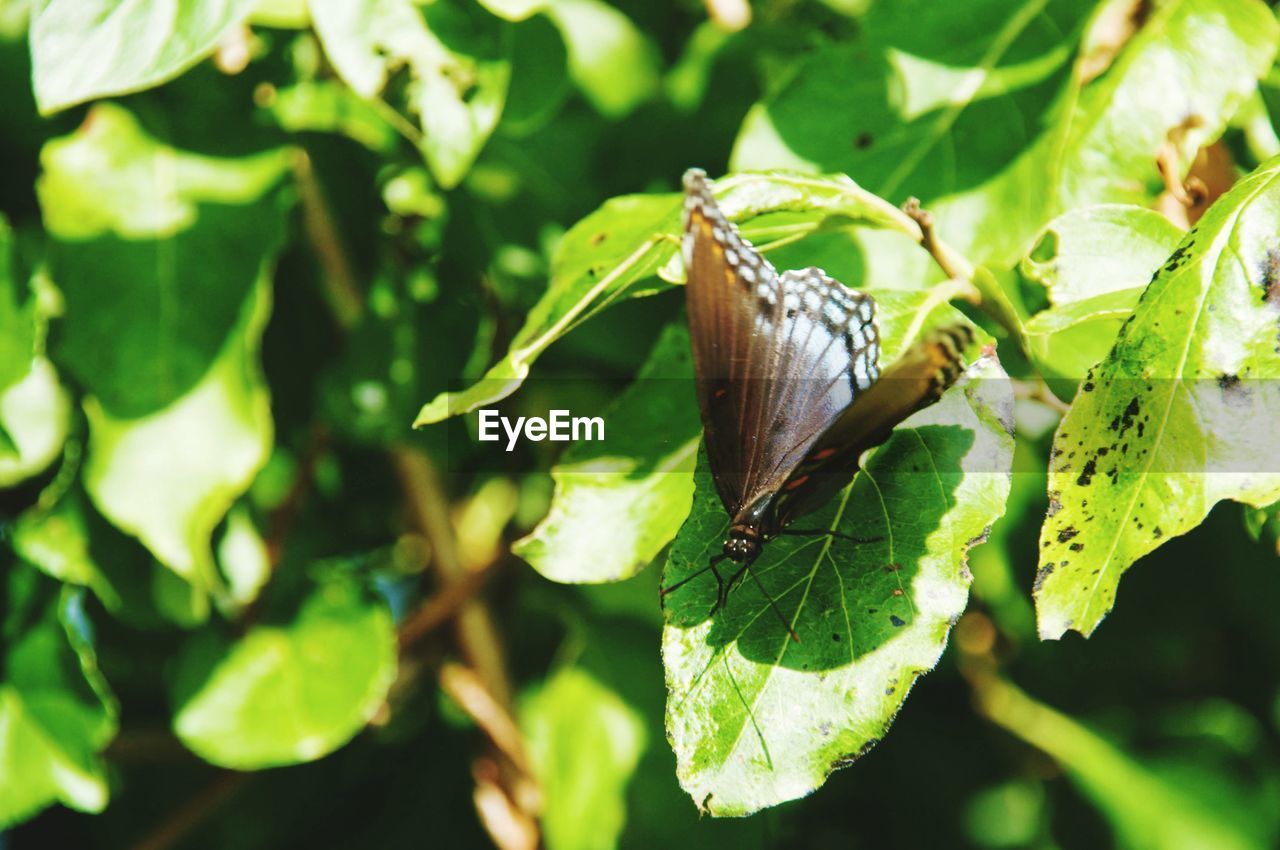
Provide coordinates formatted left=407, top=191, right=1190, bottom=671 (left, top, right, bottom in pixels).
left=1019, top=205, right=1184, bottom=391
left=1036, top=155, right=1280, bottom=640
left=661, top=294, right=1013, bottom=815
left=309, top=0, right=511, bottom=188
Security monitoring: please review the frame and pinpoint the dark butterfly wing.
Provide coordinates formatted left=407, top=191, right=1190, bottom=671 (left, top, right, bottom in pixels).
left=682, top=168, right=880, bottom=518
left=770, top=324, right=975, bottom=529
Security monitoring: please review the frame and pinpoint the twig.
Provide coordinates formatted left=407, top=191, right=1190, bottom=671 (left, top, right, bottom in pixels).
left=265, top=422, right=331, bottom=567
left=439, top=662, right=533, bottom=777
left=1012, top=378, right=1071, bottom=415
left=398, top=561, right=499, bottom=653
left=389, top=445, right=515, bottom=707
left=291, top=149, right=364, bottom=331
left=129, top=772, right=248, bottom=850
left=902, top=197, right=974, bottom=282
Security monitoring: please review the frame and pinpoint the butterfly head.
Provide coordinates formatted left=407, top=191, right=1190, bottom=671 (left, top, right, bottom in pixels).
left=724, top=523, right=762, bottom=562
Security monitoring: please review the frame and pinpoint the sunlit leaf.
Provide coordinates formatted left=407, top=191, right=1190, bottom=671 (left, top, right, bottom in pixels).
left=172, top=578, right=396, bottom=769
left=520, top=667, right=647, bottom=850
left=38, top=103, right=293, bottom=418
left=263, top=80, right=400, bottom=152
left=733, top=0, right=1278, bottom=263
left=0, top=569, right=117, bottom=827
left=662, top=294, right=1014, bottom=815
left=30, top=0, right=261, bottom=114
left=478, top=0, right=659, bottom=117
left=309, top=0, right=511, bottom=188
left=82, top=278, right=273, bottom=597
left=513, top=323, right=700, bottom=583
left=0, top=358, right=70, bottom=487
left=1036, top=156, right=1280, bottom=640
left=1018, top=205, right=1184, bottom=388
left=541, top=0, right=658, bottom=118
left=415, top=172, right=922, bottom=426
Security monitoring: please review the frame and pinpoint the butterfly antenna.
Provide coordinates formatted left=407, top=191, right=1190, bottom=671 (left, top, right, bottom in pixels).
left=744, top=560, right=800, bottom=643
left=660, top=553, right=728, bottom=598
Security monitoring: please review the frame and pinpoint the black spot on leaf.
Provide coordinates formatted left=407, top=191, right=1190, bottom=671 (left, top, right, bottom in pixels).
left=1033, top=563, right=1054, bottom=591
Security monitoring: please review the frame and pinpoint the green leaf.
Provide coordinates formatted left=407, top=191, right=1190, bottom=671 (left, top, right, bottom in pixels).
left=13, top=487, right=121, bottom=611
left=29, top=0, right=262, bottom=114
left=513, top=323, right=701, bottom=583
left=309, top=0, right=511, bottom=188
left=39, top=103, right=293, bottom=418
left=541, top=0, right=658, bottom=118
left=519, top=667, right=647, bottom=850
left=414, top=171, right=923, bottom=426
left=0, top=357, right=70, bottom=487
left=0, top=215, right=35, bottom=395
left=1036, top=156, right=1280, bottom=640
left=216, top=505, right=271, bottom=608
left=172, top=579, right=397, bottom=769
left=263, top=80, right=400, bottom=153
left=0, top=568, right=117, bottom=828
left=1018, top=205, right=1185, bottom=387
left=979, top=679, right=1271, bottom=850
left=732, top=0, right=1279, bottom=264
left=662, top=296, right=1014, bottom=815
left=478, top=0, right=659, bottom=117
left=82, top=276, right=273, bottom=597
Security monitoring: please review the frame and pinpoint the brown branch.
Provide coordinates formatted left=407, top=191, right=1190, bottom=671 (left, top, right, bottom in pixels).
left=291, top=149, right=364, bottom=331
left=398, top=560, right=499, bottom=653
left=265, top=422, right=331, bottom=567
left=439, top=662, right=532, bottom=777
left=390, top=446, right=539, bottom=848
left=389, top=444, right=515, bottom=707
left=129, top=772, right=248, bottom=850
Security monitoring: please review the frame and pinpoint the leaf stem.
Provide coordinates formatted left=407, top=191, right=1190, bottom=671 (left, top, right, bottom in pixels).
left=902, top=196, right=975, bottom=282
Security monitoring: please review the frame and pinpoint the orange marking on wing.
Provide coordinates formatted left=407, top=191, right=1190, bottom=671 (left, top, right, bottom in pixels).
left=784, top=475, right=810, bottom=491
left=810, top=447, right=837, bottom=461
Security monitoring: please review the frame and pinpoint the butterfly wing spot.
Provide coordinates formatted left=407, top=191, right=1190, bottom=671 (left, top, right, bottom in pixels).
left=810, top=447, right=837, bottom=461
left=784, top=474, right=810, bottom=491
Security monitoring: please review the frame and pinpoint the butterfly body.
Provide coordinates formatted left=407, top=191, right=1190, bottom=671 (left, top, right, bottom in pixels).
left=670, top=169, right=974, bottom=623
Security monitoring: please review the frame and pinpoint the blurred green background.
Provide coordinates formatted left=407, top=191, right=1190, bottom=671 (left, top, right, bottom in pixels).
left=4, top=0, right=1280, bottom=848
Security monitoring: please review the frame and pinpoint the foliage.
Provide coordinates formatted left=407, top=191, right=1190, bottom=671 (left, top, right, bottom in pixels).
left=4, top=0, right=1280, bottom=848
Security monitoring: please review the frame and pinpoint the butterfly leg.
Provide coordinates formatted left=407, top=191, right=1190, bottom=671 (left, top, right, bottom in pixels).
left=777, top=528, right=883, bottom=546
left=660, top=552, right=730, bottom=599
left=721, top=557, right=800, bottom=643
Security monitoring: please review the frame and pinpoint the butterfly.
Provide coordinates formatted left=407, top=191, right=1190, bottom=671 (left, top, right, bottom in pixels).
left=662, top=169, right=974, bottom=638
